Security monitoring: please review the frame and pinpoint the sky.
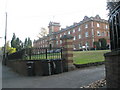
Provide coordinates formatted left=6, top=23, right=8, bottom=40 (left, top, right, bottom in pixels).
left=0, top=0, right=109, bottom=47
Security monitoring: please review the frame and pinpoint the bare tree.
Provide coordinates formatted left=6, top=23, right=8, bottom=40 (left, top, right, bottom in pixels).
left=37, top=27, right=48, bottom=38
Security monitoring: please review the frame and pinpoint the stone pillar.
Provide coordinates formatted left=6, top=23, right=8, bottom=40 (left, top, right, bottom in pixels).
left=104, top=51, right=120, bottom=88
left=61, top=35, right=75, bottom=71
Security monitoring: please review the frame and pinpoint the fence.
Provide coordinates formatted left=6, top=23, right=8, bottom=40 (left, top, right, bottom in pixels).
left=109, top=4, right=120, bottom=51
left=7, top=47, right=63, bottom=60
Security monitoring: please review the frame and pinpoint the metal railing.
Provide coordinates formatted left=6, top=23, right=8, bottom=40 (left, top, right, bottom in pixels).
left=7, top=47, right=63, bottom=60
left=109, top=4, right=120, bottom=51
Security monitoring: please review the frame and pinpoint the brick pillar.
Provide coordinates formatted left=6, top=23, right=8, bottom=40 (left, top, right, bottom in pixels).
left=61, top=35, right=75, bottom=71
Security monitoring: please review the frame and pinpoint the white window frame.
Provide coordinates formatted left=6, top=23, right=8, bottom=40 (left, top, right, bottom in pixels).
left=85, top=32, right=88, bottom=37
left=60, top=34, right=62, bottom=37
left=73, top=36, right=76, bottom=40
left=97, top=31, right=101, bottom=36
left=73, top=29, right=75, bottom=33
left=79, top=35, right=81, bottom=39
left=106, top=25, right=108, bottom=29
left=78, top=27, right=81, bottom=31
left=56, top=41, right=58, bottom=45
left=85, top=24, right=88, bottom=28
left=97, top=23, right=100, bottom=27
left=60, top=40, right=62, bottom=44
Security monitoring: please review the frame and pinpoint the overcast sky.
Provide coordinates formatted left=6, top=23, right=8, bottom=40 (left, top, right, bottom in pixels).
left=0, top=0, right=109, bottom=47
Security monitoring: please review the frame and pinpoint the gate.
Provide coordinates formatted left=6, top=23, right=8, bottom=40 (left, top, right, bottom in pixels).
left=108, top=2, right=120, bottom=51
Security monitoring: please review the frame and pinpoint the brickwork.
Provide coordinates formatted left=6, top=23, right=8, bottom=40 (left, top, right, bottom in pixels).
left=104, top=51, right=120, bottom=88
left=61, top=35, right=75, bottom=71
left=33, top=15, right=110, bottom=50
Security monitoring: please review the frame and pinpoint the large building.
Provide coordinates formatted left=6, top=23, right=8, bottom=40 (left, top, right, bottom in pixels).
left=33, top=15, right=110, bottom=50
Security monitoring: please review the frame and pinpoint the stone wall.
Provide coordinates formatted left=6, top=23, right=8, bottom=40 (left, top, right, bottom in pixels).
left=6, top=60, right=43, bottom=76
left=104, top=51, right=120, bottom=88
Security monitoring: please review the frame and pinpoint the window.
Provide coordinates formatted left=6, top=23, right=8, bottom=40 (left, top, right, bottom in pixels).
left=60, top=40, right=62, bottom=44
left=56, top=41, right=58, bottom=45
left=85, top=32, right=88, bottom=37
left=68, top=31, right=70, bottom=34
left=97, top=23, right=100, bottom=27
left=60, top=34, right=62, bottom=37
left=85, top=24, right=88, bottom=28
left=73, top=36, right=76, bottom=40
left=79, top=35, right=81, bottom=39
left=73, top=29, right=75, bottom=33
left=78, top=27, right=81, bottom=31
left=101, top=32, right=105, bottom=36
left=97, top=31, right=101, bottom=36
left=106, top=25, right=108, bottom=29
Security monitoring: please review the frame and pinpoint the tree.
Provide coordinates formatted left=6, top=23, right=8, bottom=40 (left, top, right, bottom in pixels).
left=99, top=38, right=107, bottom=50
left=37, top=27, right=48, bottom=38
left=93, top=41, right=101, bottom=50
left=24, top=37, right=32, bottom=48
left=11, top=33, right=23, bottom=51
left=93, top=38, right=107, bottom=50
left=27, top=37, right=32, bottom=48
left=11, top=33, right=16, bottom=48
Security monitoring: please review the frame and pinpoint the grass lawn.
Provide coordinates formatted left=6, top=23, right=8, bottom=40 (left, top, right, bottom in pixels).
left=73, top=50, right=110, bottom=64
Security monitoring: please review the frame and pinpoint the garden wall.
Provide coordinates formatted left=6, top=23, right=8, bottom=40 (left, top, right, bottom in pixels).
left=6, top=60, right=43, bottom=76
left=6, top=59, right=65, bottom=76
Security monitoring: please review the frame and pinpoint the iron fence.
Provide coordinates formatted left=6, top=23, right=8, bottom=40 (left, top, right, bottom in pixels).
left=109, top=4, right=120, bottom=51
left=7, top=47, right=63, bottom=60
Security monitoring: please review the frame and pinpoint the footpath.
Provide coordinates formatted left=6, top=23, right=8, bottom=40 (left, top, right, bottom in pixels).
left=2, top=64, right=105, bottom=88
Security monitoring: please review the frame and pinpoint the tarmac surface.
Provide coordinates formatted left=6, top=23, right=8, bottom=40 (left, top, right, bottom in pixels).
left=2, top=64, right=105, bottom=88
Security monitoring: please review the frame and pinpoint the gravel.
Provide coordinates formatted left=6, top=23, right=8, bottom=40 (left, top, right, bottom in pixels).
left=80, top=79, right=106, bottom=88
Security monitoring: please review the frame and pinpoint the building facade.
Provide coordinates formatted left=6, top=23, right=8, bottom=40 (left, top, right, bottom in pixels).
left=33, top=15, right=110, bottom=50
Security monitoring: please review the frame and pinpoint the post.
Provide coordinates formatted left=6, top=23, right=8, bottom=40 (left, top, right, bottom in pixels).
left=46, top=49, right=47, bottom=59
left=3, top=12, right=7, bottom=65
left=61, top=35, right=75, bottom=71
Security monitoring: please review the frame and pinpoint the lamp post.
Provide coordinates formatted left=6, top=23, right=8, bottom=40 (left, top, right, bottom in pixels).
left=3, top=12, right=7, bottom=65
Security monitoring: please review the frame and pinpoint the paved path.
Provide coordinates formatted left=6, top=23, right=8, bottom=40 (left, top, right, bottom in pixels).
left=2, top=64, right=105, bottom=88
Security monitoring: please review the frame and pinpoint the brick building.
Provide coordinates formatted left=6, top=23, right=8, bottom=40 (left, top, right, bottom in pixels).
left=33, top=15, right=110, bottom=50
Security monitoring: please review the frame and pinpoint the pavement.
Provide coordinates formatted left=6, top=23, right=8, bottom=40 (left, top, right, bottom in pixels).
left=2, top=64, right=105, bottom=88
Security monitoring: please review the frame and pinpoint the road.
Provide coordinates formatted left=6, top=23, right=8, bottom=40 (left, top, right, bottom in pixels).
left=2, top=63, right=105, bottom=88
